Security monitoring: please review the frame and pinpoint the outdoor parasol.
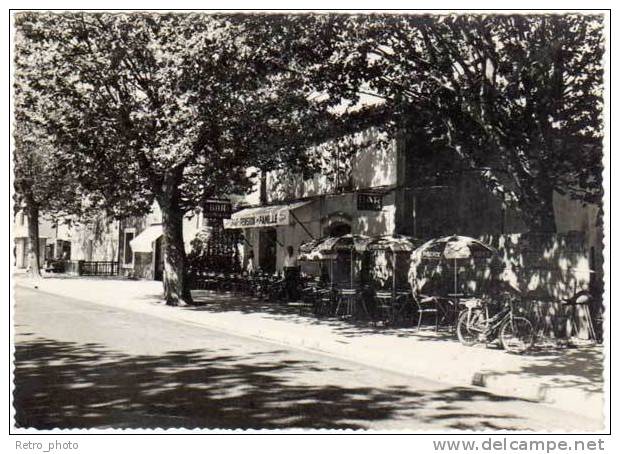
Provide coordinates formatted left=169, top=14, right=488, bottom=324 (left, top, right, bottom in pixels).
left=367, top=235, right=422, bottom=295
left=299, top=234, right=371, bottom=287
left=298, top=237, right=336, bottom=261
left=410, top=235, right=497, bottom=296
left=298, top=237, right=336, bottom=286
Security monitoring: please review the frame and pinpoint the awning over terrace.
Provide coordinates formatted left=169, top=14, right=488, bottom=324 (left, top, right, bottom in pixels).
left=223, top=201, right=311, bottom=230
left=129, top=225, right=163, bottom=253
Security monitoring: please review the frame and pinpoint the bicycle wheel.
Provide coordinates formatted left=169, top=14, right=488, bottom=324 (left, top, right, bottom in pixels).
left=500, top=316, right=535, bottom=353
left=456, top=309, right=487, bottom=346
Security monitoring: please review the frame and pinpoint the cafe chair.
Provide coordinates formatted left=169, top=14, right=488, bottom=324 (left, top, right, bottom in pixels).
left=374, top=291, right=395, bottom=325
left=314, top=287, right=336, bottom=317
left=335, top=288, right=367, bottom=319
left=412, top=292, right=440, bottom=331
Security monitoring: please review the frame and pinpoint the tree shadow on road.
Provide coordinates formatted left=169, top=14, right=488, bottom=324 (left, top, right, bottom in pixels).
left=14, top=335, right=528, bottom=431
left=174, top=290, right=604, bottom=410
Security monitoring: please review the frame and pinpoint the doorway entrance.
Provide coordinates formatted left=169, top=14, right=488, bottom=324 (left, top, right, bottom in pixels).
left=258, top=228, right=277, bottom=274
left=325, top=221, right=352, bottom=286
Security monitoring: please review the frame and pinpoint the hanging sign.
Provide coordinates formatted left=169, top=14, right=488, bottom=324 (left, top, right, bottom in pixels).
left=203, top=199, right=232, bottom=219
left=223, top=201, right=310, bottom=229
left=357, top=193, right=383, bottom=211
left=223, top=206, right=290, bottom=229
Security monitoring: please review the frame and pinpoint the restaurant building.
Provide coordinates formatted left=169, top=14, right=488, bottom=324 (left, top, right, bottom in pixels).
left=224, top=129, right=403, bottom=280
left=223, top=128, right=508, bottom=272
left=223, top=126, right=602, bottom=290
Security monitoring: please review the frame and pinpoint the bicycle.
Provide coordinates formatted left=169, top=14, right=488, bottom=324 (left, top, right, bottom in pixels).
left=456, top=293, right=535, bottom=354
left=525, top=290, right=600, bottom=347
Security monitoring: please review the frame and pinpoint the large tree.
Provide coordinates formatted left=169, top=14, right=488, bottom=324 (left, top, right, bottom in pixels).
left=12, top=126, right=64, bottom=278
left=13, top=33, right=85, bottom=278
left=315, top=13, right=604, bottom=232
left=15, top=12, right=348, bottom=303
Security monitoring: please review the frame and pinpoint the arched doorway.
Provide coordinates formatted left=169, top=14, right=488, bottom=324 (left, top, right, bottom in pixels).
left=324, top=212, right=352, bottom=237
left=327, top=222, right=351, bottom=237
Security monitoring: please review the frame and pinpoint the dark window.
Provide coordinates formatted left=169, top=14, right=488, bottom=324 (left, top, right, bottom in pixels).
left=124, top=232, right=134, bottom=265
left=45, top=244, right=55, bottom=261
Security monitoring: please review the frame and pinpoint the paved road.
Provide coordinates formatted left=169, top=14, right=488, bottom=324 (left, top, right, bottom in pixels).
left=14, top=286, right=599, bottom=431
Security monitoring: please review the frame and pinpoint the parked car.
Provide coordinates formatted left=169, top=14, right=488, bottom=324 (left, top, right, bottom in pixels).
left=44, top=260, right=65, bottom=273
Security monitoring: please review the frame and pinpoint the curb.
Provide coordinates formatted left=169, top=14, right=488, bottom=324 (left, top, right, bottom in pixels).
left=471, top=368, right=602, bottom=421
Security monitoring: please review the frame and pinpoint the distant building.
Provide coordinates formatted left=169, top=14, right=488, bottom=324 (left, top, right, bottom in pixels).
left=116, top=202, right=206, bottom=281
left=13, top=210, right=72, bottom=269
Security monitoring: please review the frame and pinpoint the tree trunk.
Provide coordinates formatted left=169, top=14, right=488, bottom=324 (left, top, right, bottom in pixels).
left=25, top=203, right=42, bottom=279
left=259, top=169, right=268, bottom=205
left=157, top=171, right=193, bottom=306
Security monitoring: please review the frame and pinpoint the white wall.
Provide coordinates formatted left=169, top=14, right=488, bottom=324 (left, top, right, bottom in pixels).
left=69, top=219, right=119, bottom=261
left=13, top=210, right=57, bottom=239
left=553, top=192, right=602, bottom=254
left=235, top=128, right=398, bottom=206
left=183, top=210, right=203, bottom=253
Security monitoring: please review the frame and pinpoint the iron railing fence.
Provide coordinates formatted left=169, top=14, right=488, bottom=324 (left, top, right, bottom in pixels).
left=78, top=261, right=119, bottom=276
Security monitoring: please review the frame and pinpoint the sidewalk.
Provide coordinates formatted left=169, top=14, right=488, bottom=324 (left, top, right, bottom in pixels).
left=14, top=275, right=605, bottom=422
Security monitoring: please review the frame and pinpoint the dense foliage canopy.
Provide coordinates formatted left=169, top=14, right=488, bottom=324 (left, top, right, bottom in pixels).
left=13, top=12, right=605, bottom=295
